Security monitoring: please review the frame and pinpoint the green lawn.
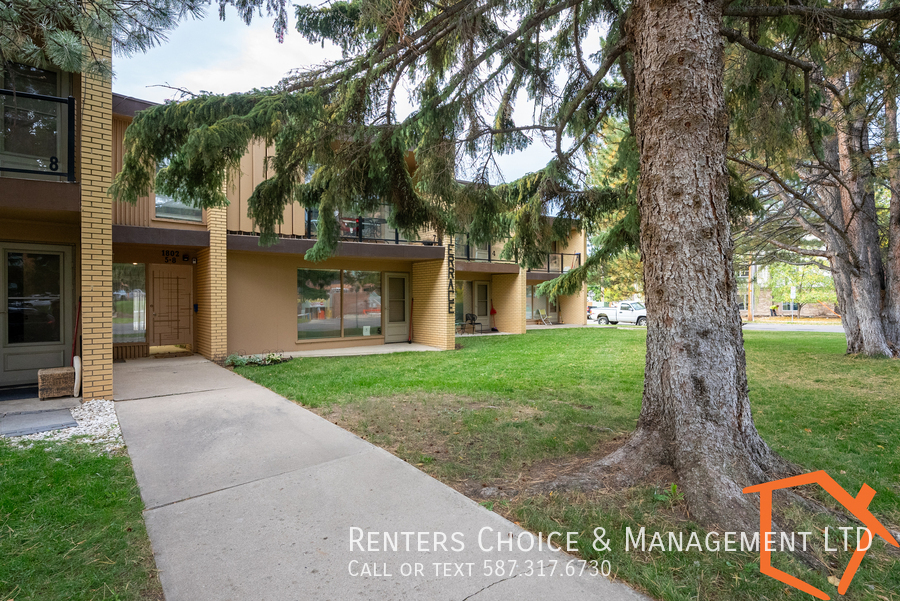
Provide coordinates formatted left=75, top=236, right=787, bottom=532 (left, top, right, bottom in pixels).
left=0, top=441, right=161, bottom=601
left=236, top=329, right=900, bottom=600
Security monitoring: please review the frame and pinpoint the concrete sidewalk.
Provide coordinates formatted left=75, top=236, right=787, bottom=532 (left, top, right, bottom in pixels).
left=115, top=356, right=646, bottom=601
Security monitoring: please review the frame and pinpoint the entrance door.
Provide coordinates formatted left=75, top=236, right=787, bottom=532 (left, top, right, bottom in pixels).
left=1, top=243, right=72, bottom=386
left=383, top=273, right=409, bottom=343
left=474, top=282, right=490, bottom=325
left=148, top=264, right=192, bottom=347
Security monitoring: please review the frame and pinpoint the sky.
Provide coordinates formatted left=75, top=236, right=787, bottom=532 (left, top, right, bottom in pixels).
left=113, top=6, right=556, bottom=182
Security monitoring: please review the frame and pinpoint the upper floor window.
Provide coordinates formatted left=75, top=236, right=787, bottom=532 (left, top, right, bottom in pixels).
left=0, top=63, right=72, bottom=181
left=154, top=163, right=202, bottom=221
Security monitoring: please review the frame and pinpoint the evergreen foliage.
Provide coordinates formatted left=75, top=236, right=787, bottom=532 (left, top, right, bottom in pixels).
left=110, top=0, right=898, bottom=277
left=0, top=0, right=287, bottom=78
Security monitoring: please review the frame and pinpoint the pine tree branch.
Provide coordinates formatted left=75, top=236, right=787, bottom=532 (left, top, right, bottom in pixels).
left=724, top=5, right=900, bottom=21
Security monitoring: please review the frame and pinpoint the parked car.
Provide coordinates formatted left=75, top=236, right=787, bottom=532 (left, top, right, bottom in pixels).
left=594, top=301, right=647, bottom=326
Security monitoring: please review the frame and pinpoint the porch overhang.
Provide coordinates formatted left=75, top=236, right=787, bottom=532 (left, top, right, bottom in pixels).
left=113, top=225, right=210, bottom=247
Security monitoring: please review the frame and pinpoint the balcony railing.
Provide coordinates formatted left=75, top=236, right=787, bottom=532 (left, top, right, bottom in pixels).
left=527, top=253, right=582, bottom=273
left=305, top=206, right=440, bottom=245
left=0, top=88, right=75, bottom=182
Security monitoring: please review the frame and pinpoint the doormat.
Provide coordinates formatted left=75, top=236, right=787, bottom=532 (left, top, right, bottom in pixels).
left=153, top=352, right=193, bottom=358
left=0, top=408, right=78, bottom=437
left=0, top=386, right=40, bottom=402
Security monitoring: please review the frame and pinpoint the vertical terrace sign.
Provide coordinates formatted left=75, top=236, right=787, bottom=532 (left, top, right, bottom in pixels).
left=448, top=240, right=456, bottom=314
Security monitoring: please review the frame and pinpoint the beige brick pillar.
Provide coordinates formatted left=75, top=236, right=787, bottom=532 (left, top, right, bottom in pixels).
left=410, top=237, right=455, bottom=350
left=195, top=207, right=228, bottom=363
left=558, top=283, right=588, bottom=325
left=80, top=57, right=114, bottom=400
left=491, top=271, right=527, bottom=334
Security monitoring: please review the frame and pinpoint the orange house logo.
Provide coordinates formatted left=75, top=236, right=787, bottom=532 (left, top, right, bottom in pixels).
left=744, top=471, right=899, bottom=599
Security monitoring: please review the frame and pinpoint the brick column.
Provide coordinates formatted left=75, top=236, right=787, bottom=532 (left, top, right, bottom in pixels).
left=491, top=271, right=526, bottom=334
left=558, top=283, right=587, bottom=325
left=195, top=207, right=228, bottom=362
left=80, top=55, right=113, bottom=400
left=410, top=238, right=455, bottom=350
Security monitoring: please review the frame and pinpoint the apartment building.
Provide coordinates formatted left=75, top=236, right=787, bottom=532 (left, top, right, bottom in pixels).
left=1, top=67, right=586, bottom=398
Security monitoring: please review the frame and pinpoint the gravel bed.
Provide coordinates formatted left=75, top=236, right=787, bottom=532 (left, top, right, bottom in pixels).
left=11, top=400, right=124, bottom=453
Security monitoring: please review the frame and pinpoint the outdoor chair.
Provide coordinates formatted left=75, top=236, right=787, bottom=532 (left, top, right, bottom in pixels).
left=538, top=309, right=553, bottom=325
left=464, top=313, right=484, bottom=334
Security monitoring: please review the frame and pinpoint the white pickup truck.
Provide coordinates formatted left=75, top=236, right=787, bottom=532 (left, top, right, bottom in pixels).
left=592, top=301, right=647, bottom=326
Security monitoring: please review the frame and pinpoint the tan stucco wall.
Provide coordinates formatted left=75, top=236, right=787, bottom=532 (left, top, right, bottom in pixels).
left=227, top=251, right=420, bottom=354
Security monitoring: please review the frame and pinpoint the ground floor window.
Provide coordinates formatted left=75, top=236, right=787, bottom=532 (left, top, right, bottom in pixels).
left=343, top=271, right=382, bottom=336
left=298, top=269, right=383, bottom=340
left=525, top=285, right=557, bottom=320
left=112, top=263, right=146, bottom=343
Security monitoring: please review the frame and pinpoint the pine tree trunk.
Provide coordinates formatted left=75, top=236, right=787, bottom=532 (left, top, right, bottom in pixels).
left=594, top=0, right=788, bottom=530
left=884, top=94, right=900, bottom=350
left=836, top=110, right=893, bottom=357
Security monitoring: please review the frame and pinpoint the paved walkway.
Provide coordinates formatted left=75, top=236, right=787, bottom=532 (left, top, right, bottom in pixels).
left=741, top=323, right=845, bottom=333
left=114, top=356, right=645, bottom=601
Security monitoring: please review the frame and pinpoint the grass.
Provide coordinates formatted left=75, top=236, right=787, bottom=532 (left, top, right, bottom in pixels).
left=236, top=329, right=900, bottom=600
left=0, top=440, right=162, bottom=601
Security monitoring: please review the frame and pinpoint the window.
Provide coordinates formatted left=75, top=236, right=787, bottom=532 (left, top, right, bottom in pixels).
left=1, top=63, right=70, bottom=179
left=525, top=286, right=556, bottom=319
left=154, top=162, right=202, bottom=221
left=525, top=285, right=533, bottom=319
left=112, top=264, right=146, bottom=343
left=782, top=302, right=799, bottom=312
left=6, top=251, right=62, bottom=344
left=343, top=271, right=382, bottom=336
left=297, top=270, right=342, bottom=340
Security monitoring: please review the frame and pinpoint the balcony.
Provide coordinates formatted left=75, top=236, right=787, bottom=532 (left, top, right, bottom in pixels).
left=0, top=88, right=75, bottom=182
left=528, top=253, right=582, bottom=273
left=305, top=206, right=440, bottom=246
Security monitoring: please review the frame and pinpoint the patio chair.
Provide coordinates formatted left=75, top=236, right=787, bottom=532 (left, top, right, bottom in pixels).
left=538, top=309, right=553, bottom=326
left=464, top=313, right=484, bottom=334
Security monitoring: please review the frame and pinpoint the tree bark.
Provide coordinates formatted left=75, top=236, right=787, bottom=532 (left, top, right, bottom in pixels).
left=884, top=93, right=900, bottom=350
left=835, top=103, right=893, bottom=357
left=595, top=0, right=789, bottom=530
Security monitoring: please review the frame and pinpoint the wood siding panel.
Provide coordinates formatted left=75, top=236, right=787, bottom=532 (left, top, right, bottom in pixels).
left=112, top=117, right=150, bottom=226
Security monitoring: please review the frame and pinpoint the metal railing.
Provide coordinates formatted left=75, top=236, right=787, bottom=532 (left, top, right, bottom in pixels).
left=527, top=253, right=582, bottom=273
left=0, top=88, right=76, bottom=182
left=305, top=206, right=440, bottom=245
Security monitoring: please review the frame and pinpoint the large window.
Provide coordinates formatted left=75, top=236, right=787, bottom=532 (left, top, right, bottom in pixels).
left=343, top=271, right=382, bottom=336
left=297, top=270, right=342, bottom=340
left=298, top=269, right=387, bottom=340
left=1, top=63, right=70, bottom=178
left=112, top=264, right=146, bottom=343
left=154, top=162, right=202, bottom=221
left=525, top=285, right=557, bottom=320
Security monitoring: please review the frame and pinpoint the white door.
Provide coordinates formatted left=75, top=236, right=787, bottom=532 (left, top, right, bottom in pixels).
left=474, top=282, right=490, bottom=324
left=383, top=273, right=409, bottom=343
left=148, top=264, right=193, bottom=347
left=1, top=243, right=72, bottom=386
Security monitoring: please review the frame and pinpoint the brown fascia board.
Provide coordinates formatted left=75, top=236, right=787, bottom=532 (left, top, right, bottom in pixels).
left=227, top=234, right=446, bottom=260
left=112, top=93, right=158, bottom=119
left=0, top=177, right=80, bottom=211
left=113, top=225, right=210, bottom=247
left=525, top=271, right=561, bottom=282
